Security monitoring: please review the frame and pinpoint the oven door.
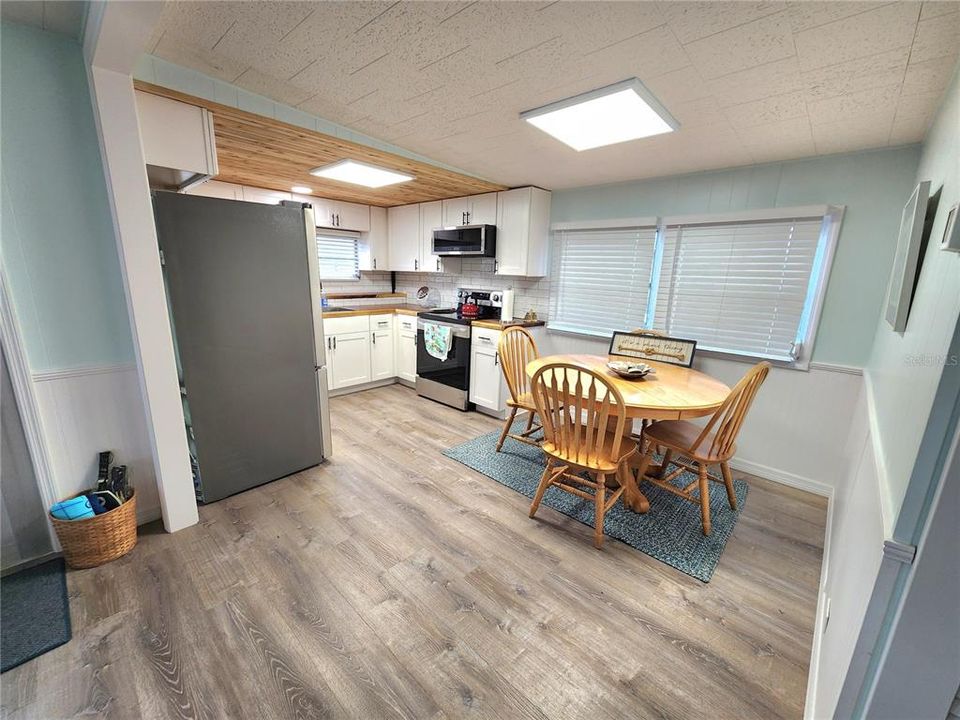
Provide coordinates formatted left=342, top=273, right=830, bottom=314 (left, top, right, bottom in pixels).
left=416, top=320, right=472, bottom=389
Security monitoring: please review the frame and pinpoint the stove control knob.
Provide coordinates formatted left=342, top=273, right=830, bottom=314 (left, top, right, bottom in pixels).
left=492, top=294, right=500, bottom=302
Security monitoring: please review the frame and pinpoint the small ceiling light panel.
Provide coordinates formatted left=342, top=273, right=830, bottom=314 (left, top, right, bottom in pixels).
left=310, top=159, right=414, bottom=188
left=291, top=185, right=313, bottom=194
left=520, top=78, right=678, bottom=151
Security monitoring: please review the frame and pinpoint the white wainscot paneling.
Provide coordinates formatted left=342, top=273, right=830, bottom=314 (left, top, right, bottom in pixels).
left=808, top=384, right=886, bottom=720
left=541, top=332, right=862, bottom=496
left=32, top=364, right=160, bottom=525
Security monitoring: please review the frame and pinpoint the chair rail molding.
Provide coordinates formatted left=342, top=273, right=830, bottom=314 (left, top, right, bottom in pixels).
left=0, top=270, right=60, bottom=550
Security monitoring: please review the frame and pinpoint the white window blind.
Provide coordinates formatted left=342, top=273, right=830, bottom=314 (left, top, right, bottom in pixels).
left=654, top=218, right=824, bottom=360
left=549, top=226, right=658, bottom=336
left=316, top=232, right=360, bottom=280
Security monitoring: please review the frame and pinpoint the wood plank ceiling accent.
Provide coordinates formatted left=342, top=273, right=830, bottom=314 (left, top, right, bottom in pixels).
left=133, top=81, right=506, bottom=207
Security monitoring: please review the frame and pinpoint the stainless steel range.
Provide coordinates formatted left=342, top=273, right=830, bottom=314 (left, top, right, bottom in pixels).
left=415, top=288, right=504, bottom=410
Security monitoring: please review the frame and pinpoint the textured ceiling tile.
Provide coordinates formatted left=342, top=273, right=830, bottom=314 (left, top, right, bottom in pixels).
left=901, top=57, right=958, bottom=95
left=708, top=56, right=803, bottom=107
left=582, top=24, right=692, bottom=81
left=153, top=37, right=248, bottom=84
left=548, top=1, right=666, bottom=54
left=149, top=0, right=957, bottom=189
left=919, top=0, right=959, bottom=20
left=794, top=2, right=921, bottom=70
left=153, top=1, right=246, bottom=51
left=234, top=68, right=315, bottom=108
left=723, top=90, right=808, bottom=128
left=684, top=11, right=796, bottom=79
left=801, top=48, right=909, bottom=101
left=669, top=96, right=729, bottom=128
left=644, top=66, right=713, bottom=106
left=889, top=105, right=935, bottom=143
left=734, top=115, right=814, bottom=146
left=810, top=114, right=895, bottom=154
left=659, top=1, right=787, bottom=44
left=746, top=135, right=817, bottom=164
left=787, top=1, right=896, bottom=33
left=807, top=83, right=902, bottom=124
left=910, top=12, right=960, bottom=62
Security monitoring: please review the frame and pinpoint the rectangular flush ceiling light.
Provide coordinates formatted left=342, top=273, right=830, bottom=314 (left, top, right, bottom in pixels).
left=520, top=78, right=679, bottom=151
left=310, top=159, right=414, bottom=188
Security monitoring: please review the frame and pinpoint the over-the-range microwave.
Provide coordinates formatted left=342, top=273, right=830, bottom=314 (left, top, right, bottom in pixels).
left=431, top=224, right=497, bottom=256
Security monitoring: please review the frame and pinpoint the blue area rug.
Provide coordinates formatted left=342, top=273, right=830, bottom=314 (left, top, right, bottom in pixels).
left=443, top=422, right=748, bottom=582
left=1, top=558, right=72, bottom=672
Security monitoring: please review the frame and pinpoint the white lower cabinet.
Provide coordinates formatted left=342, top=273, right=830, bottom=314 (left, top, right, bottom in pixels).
left=328, top=331, right=371, bottom=389
left=469, top=327, right=505, bottom=413
left=370, top=315, right=395, bottom=381
left=396, top=315, right=417, bottom=383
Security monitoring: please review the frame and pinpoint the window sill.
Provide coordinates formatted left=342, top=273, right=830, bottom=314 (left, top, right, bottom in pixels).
left=545, top=325, right=812, bottom=371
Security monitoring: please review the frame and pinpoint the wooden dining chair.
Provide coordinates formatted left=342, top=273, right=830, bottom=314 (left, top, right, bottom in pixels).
left=528, top=362, right=638, bottom=548
left=637, top=362, right=770, bottom=535
left=495, top=326, right=542, bottom=452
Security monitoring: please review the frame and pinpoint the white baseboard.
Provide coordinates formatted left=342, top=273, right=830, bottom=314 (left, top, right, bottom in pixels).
left=328, top=377, right=397, bottom=397
left=728, top=457, right=833, bottom=497
left=805, top=488, right=836, bottom=720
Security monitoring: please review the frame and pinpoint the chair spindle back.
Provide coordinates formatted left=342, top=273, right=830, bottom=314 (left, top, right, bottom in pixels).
left=692, top=362, right=770, bottom=459
left=497, top=326, right=539, bottom=403
left=530, top=363, right=627, bottom=467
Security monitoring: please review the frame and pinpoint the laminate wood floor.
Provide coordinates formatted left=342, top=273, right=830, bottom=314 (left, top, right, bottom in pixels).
left=2, top=385, right=827, bottom=720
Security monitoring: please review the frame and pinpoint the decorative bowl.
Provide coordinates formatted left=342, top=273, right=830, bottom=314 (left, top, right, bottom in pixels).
left=607, top=360, right=655, bottom=380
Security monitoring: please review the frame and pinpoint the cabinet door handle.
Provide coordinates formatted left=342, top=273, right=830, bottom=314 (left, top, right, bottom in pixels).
left=372, top=333, right=376, bottom=345
left=414, top=258, right=418, bottom=270
left=333, top=336, right=337, bottom=350
left=327, top=337, right=331, bottom=349
left=494, top=260, right=499, bottom=273
left=436, top=258, right=440, bottom=271
left=495, top=353, right=499, bottom=366
left=373, top=258, right=377, bottom=270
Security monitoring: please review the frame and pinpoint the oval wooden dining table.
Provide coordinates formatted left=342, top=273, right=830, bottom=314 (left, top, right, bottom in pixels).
left=525, top=354, right=730, bottom=513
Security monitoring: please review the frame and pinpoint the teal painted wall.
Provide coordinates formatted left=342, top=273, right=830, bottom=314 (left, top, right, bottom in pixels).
left=1, top=22, right=133, bottom=372
left=551, top=146, right=922, bottom=366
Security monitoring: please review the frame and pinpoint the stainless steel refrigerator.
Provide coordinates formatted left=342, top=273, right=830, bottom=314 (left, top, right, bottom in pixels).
left=153, top=191, right=331, bottom=503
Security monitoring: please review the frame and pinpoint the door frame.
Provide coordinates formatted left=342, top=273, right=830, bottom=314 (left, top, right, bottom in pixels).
left=0, top=269, right=60, bottom=550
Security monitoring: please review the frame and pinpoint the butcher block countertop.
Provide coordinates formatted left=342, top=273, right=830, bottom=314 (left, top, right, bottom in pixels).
left=471, top=318, right=546, bottom=330
left=322, top=306, right=547, bottom=327
left=322, top=304, right=429, bottom=318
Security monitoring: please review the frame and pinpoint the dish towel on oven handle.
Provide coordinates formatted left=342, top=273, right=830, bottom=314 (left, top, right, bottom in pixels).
left=424, top=322, right=452, bottom=361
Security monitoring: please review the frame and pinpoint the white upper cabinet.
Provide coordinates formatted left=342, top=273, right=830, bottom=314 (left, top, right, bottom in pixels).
left=243, top=186, right=292, bottom=204
left=361, top=206, right=389, bottom=272
left=420, top=201, right=460, bottom=274
left=135, top=90, right=218, bottom=186
left=184, top=180, right=242, bottom=200
left=469, top=192, right=499, bottom=225
left=441, top=192, right=498, bottom=227
left=387, top=204, right=420, bottom=271
left=495, top=187, right=551, bottom=277
left=309, top=197, right=369, bottom=231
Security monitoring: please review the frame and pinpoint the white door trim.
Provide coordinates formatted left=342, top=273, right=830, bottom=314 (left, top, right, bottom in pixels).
left=0, top=269, right=60, bottom=549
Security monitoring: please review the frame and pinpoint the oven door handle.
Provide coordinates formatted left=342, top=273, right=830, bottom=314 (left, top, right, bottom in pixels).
left=417, top=320, right=471, bottom=339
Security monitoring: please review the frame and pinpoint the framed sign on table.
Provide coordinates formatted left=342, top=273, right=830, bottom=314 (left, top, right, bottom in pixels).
left=608, top=331, right=697, bottom=368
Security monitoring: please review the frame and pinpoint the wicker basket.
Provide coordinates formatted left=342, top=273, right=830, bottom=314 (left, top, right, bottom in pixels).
left=50, top=490, right=138, bottom=569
